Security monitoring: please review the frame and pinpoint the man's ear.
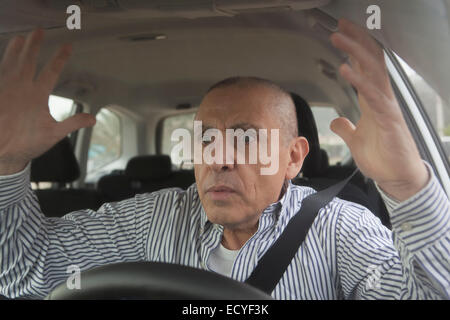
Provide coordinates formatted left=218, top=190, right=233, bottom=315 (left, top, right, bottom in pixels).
left=285, top=137, right=309, bottom=180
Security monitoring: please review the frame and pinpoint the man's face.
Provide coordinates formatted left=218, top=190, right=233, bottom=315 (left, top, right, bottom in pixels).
left=194, top=85, right=292, bottom=230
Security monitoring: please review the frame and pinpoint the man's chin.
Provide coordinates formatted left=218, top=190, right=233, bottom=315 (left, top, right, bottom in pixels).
left=202, top=193, right=238, bottom=208
left=208, top=217, right=245, bottom=229
left=205, top=206, right=237, bottom=223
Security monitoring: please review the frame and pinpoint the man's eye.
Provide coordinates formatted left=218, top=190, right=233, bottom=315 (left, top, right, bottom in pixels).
left=202, top=135, right=214, bottom=145
left=237, top=134, right=256, bottom=144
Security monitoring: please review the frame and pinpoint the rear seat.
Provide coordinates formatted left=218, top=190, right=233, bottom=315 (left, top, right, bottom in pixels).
left=31, top=137, right=103, bottom=217
left=97, top=155, right=195, bottom=202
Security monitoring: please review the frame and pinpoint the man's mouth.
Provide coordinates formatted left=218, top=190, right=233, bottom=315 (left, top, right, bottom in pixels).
left=206, top=185, right=236, bottom=201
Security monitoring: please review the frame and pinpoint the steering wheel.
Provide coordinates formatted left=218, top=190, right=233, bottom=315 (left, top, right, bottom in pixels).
left=45, top=262, right=273, bottom=300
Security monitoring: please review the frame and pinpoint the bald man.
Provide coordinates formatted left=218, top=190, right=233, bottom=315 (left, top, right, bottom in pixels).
left=0, top=19, right=448, bottom=299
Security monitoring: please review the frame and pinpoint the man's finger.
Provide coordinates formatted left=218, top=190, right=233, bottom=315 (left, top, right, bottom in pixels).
left=36, top=44, right=72, bottom=93
left=0, top=36, right=25, bottom=76
left=338, top=63, right=388, bottom=115
left=348, top=54, right=364, bottom=79
left=53, top=113, right=96, bottom=140
left=18, top=29, right=44, bottom=79
left=330, top=117, right=355, bottom=147
left=331, top=32, right=385, bottom=86
left=337, top=18, right=384, bottom=61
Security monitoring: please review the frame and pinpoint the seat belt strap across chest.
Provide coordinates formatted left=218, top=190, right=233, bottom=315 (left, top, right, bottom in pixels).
left=245, top=169, right=360, bottom=294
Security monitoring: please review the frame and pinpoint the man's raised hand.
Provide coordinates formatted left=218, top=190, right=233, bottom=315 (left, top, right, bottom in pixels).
left=329, top=19, right=429, bottom=201
left=0, top=29, right=96, bottom=175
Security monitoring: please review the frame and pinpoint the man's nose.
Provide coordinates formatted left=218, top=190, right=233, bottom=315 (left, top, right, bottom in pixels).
left=209, top=138, right=236, bottom=172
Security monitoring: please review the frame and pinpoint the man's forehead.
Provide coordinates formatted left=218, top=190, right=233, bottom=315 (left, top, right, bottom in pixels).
left=202, top=83, right=280, bottom=104
left=197, top=86, right=282, bottom=122
left=196, top=101, right=276, bottom=131
left=200, top=121, right=264, bottom=131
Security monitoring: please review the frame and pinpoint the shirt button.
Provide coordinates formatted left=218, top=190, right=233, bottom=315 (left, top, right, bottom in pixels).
left=401, top=222, right=413, bottom=232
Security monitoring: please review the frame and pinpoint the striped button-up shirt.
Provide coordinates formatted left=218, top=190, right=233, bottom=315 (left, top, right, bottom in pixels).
left=0, top=162, right=449, bottom=299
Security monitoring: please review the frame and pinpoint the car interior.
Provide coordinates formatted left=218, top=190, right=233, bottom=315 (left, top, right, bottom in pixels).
left=2, top=0, right=450, bottom=301
left=0, top=2, right=393, bottom=228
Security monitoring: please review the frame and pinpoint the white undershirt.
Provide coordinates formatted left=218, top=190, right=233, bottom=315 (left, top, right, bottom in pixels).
left=207, top=244, right=240, bottom=277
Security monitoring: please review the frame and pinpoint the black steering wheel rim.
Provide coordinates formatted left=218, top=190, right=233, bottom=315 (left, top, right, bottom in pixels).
left=45, top=262, right=273, bottom=300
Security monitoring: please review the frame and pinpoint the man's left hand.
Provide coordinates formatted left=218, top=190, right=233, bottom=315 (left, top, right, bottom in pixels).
left=329, top=18, right=429, bottom=201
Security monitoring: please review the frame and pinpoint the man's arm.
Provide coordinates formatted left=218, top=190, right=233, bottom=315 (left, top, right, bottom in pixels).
left=328, top=19, right=449, bottom=299
left=0, top=164, right=153, bottom=299
left=335, top=162, right=449, bottom=299
left=0, top=27, right=151, bottom=299
left=0, top=29, right=96, bottom=177
left=329, top=19, right=430, bottom=202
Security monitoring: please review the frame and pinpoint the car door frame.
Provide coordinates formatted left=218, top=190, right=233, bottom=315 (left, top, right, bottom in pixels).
left=384, top=49, right=450, bottom=196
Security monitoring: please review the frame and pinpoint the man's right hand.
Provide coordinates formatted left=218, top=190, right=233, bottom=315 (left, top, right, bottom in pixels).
left=0, top=29, right=96, bottom=175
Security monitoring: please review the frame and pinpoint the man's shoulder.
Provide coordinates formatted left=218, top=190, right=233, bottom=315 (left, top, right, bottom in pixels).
left=289, top=183, right=369, bottom=210
left=134, top=182, right=199, bottom=202
left=129, top=182, right=201, bottom=214
left=288, top=183, right=390, bottom=252
left=289, top=183, right=376, bottom=227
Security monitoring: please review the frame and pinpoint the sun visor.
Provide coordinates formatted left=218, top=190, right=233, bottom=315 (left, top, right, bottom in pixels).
left=321, top=0, right=450, bottom=104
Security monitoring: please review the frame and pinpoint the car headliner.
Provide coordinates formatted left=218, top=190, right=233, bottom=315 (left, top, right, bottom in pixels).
left=0, top=1, right=361, bottom=121
left=0, top=0, right=448, bottom=119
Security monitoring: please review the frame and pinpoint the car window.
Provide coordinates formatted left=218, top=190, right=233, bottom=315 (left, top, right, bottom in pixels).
left=311, top=106, right=351, bottom=166
left=87, top=108, right=122, bottom=172
left=49, top=95, right=75, bottom=122
left=160, top=112, right=196, bottom=169
left=31, top=95, right=76, bottom=190
left=396, top=56, right=450, bottom=163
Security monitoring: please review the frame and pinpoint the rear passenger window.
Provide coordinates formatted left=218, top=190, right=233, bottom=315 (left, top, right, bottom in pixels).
left=32, top=95, right=76, bottom=190
left=311, top=106, right=351, bottom=165
left=49, top=95, right=75, bottom=122
left=87, top=108, right=122, bottom=172
left=160, top=112, right=196, bottom=169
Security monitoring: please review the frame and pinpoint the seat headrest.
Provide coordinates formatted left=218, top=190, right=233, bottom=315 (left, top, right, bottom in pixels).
left=31, top=137, right=80, bottom=183
left=319, top=149, right=329, bottom=172
left=290, top=93, right=329, bottom=178
left=97, top=174, right=133, bottom=200
left=125, top=155, right=172, bottom=180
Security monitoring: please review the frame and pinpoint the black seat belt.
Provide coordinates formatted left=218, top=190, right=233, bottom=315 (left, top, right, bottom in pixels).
left=245, top=168, right=360, bottom=294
